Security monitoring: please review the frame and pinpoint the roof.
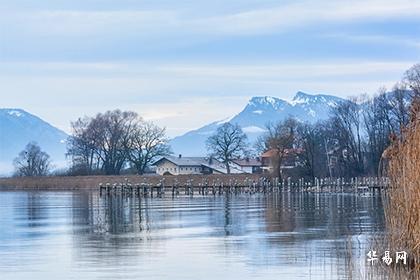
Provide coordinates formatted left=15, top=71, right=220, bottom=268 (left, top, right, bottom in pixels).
left=153, top=156, right=247, bottom=174
left=233, top=158, right=262, bottom=167
left=153, top=156, right=207, bottom=167
left=261, top=148, right=303, bottom=157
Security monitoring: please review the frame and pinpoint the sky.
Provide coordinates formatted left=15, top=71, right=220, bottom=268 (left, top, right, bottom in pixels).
left=1, top=0, right=419, bottom=137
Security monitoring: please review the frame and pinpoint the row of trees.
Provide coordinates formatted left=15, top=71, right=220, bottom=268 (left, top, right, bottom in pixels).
left=205, top=64, right=419, bottom=180
left=67, top=110, right=170, bottom=175
left=13, top=64, right=419, bottom=178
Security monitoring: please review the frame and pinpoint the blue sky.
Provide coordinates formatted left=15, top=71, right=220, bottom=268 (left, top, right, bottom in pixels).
left=1, top=0, right=419, bottom=137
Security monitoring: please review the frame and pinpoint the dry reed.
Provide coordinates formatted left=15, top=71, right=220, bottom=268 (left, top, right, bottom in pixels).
left=0, top=173, right=263, bottom=190
left=383, top=98, right=420, bottom=275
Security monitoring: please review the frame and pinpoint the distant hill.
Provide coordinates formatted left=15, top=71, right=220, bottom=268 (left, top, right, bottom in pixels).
left=0, top=92, right=347, bottom=174
left=0, top=109, right=68, bottom=175
left=170, top=91, right=346, bottom=156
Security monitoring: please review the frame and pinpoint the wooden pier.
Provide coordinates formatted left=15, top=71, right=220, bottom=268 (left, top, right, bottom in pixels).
left=99, top=176, right=390, bottom=197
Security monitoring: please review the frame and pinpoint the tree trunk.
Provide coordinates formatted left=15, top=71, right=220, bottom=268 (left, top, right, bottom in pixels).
left=226, top=163, right=231, bottom=174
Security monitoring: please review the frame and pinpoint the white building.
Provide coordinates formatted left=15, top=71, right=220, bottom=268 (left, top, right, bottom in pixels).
left=232, top=158, right=262, bottom=174
left=153, top=155, right=245, bottom=175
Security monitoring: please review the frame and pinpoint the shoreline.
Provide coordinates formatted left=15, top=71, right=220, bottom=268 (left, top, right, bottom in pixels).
left=0, top=174, right=263, bottom=191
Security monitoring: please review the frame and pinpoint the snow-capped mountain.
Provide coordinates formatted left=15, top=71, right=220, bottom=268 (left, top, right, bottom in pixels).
left=0, top=109, right=68, bottom=175
left=170, top=91, right=346, bottom=156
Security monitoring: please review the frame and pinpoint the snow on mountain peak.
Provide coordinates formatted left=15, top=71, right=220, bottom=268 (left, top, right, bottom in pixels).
left=290, top=91, right=312, bottom=106
left=290, top=91, right=340, bottom=107
left=248, top=96, right=286, bottom=110
left=170, top=92, right=347, bottom=156
left=6, top=109, right=24, bottom=117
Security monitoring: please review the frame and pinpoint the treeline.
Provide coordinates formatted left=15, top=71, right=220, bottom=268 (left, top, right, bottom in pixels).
left=258, top=64, right=419, bottom=180
left=66, top=110, right=170, bottom=175
left=12, top=64, right=419, bottom=178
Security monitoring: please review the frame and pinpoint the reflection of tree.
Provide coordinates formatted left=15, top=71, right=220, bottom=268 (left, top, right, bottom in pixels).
left=25, top=192, right=49, bottom=225
left=70, top=192, right=168, bottom=266
left=67, top=191, right=385, bottom=278
left=265, top=193, right=296, bottom=233
left=266, top=192, right=385, bottom=236
left=261, top=192, right=386, bottom=270
left=223, top=195, right=231, bottom=236
left=15, top=192, right=50, bottom=237
left=72, top=192, right=151, bottom=236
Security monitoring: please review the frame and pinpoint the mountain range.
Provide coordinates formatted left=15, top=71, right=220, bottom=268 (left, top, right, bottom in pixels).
left=170, top=91, right=345, bottom=156
left=0, top=92, right=346, bottom=175
left=0, top=109, right=68, bottom=175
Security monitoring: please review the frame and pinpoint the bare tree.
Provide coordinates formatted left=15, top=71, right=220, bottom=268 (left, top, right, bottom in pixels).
left=404, top=63, right=420, bottom=98
left=296, top=122, right=326, bottom=181
left=206, top=123, right=248, bottom=174
left=125, top=120, right=171, bottom=175
left=67, top=110, right=138, bottom=175
left=14, top=142, right=51, bottom=176
left=93, top=110, right=138, bottom=175
left=388, top=83, right=411, bottom=133
left=67, top=117, right=101, bottom=175
left=362, top=90, right=394, bottom=175
left=67, top=110, right=171, bottom=175
left=330, top=98, right=365, bottom=176
left=258, top=118, right=298, bottom=180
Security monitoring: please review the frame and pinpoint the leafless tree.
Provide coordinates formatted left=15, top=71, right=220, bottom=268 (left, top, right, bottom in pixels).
left=258, top=118, right=298, bottom=180
left=67, top=110, right=170, bottom=175
left=67, top=117, right=101, bottom=175
left=206, top=123, right=248, bottom=174
left=330, top=97, right=365, bottom=176
left=93, top=110, right=138, bottom=175
left=296, top=122, right=326, bottom=181
left=404, top=63, right=420, bottom=98
left=362, top=90, right=394, bottom=175
left=14, top=142, right=51, bottom=176
left=388, top=83, right=411, bottom=133
left=125, top=120, right=171, bottom=175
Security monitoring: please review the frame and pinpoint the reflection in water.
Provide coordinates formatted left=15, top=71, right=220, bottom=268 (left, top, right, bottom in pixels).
left=0, top=191, right=391, bottom=279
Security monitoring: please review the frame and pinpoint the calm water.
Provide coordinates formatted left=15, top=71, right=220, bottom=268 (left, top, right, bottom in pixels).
left=0, top=191, right=385, bottom=280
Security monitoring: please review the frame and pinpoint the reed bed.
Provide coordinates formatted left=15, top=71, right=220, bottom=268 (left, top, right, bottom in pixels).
left=384, top=99, right=420, bottom=275
left=0, top=173, right=262, bottom=190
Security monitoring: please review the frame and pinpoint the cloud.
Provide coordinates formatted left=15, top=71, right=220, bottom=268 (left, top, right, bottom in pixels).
left=193, top=0, right=420, bottom=35
left=322, top=33, right=420, bottom=50
left=1, top=0, right=418, bottom=136
left=0, top=59, right=413, bottom=83
left=2, top=0, right=420, bottom=39
left=1, top=9, right=180, bottom=37
left=0, top=60, right=412, bottom=137
left=157, top=61, right=412, bottom=80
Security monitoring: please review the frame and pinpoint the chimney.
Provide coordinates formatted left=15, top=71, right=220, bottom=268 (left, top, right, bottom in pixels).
left=178, top=154, right=182, bottom=158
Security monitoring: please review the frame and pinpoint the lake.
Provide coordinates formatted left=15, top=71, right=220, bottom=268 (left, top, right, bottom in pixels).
left=0, top=191, right=386, bottom=279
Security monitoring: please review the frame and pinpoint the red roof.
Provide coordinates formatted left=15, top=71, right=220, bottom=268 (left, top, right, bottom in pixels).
left=261, top=148, right=303, bottom=157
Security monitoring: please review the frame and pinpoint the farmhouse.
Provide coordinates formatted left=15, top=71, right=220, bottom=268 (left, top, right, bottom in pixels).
left=260, top=149, right=303, bottom=174
left=153, top=155, right=245, bottom=175
left=232, top=158, right=262, bottom=174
